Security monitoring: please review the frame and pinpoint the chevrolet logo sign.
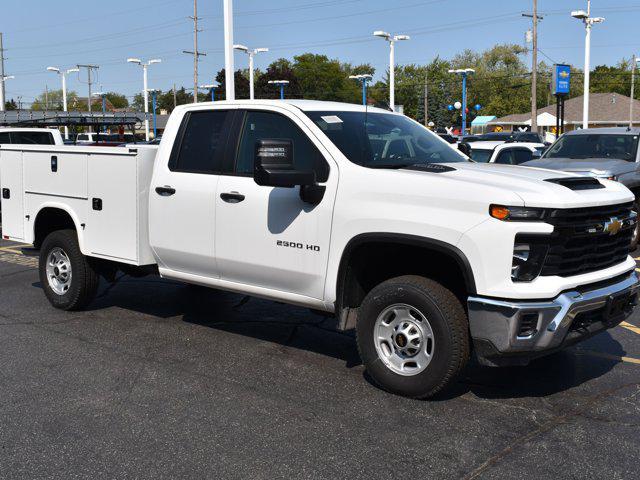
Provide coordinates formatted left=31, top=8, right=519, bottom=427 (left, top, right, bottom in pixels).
left=559, top=70, right=570, bottom=79
left=603, top=217, right=623, bottom=236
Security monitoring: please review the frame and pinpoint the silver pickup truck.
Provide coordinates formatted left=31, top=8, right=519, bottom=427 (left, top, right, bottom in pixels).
left=523, top=127, right=640, bottom=248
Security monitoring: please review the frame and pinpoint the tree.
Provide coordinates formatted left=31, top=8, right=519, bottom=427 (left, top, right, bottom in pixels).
left=256, top=58, right=300, bottom=99
left=105, top=92, right=129, bottom=109
left=215, top=69, right=250, bottom=100
left=4, top=99, right=17, bottom=111
left=292, top=53, right=353, bottom=102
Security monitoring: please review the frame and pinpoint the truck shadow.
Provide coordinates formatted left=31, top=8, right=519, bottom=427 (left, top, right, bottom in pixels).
left=55, top=276, right=627, bottom=400
left=434, top=331, right=626, bottom=401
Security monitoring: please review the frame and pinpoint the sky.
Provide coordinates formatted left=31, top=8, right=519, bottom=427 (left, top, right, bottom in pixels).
left=1, top=0, right=638, bottom=107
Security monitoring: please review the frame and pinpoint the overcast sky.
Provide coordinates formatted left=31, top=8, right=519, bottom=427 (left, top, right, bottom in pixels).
left=1, top=0, right=638, bottom=106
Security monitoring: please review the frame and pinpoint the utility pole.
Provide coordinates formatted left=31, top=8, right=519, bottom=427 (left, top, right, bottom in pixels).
left=183, top=0, right=206, bottom=103
left=0, top=33, right=6, bottom=112
left=523, top=2, right=543, bottom=132
left=77, top=64, right=99, bottom=132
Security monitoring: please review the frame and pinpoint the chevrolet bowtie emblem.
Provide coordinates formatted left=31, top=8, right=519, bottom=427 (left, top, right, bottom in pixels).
left=559, top=70, right=570, bottom=79
left=603, top=217, right=622, bottom=236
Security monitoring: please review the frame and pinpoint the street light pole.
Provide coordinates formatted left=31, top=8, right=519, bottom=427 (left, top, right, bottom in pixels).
left=448, top=68, right=475, bottom=137
left=234, top=45, right=268, bottom=100
left=200, top=84, right=218, bottom=102
left=349, top=74, right=373, bottom=106
left=373, top=31, right=410, bottom=111
left=224, top=0, right=235, bottom=101
left=47, top=67, right=79, bottom=140
left=127, top=58, right=161, bottom=141
left=0, top=74, right=14, bottom=113
left=268, top=80, right=289, bottom=99
left=572, top=0, right=605, bottom=129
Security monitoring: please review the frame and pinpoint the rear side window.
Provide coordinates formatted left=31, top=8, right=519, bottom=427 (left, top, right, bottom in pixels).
left=10, top=131, right=55, bottom=144
left=0, top=132, right=10, bottom=144
left=170, top=110, right=230, bottom=174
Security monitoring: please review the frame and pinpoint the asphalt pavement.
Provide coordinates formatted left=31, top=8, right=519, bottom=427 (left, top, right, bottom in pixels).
left=0, top=238, right=639, bottom=479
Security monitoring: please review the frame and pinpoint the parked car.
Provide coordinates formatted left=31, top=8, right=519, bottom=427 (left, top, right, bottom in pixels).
left=1, top=101, right=638, bottom=399
left=465, top=131, right=546, bottom=144
left=522, top=127, right=640, bottom=247
left=0, top=127, right=63, bottom=146
left=468, top=141, right=547, bottom=164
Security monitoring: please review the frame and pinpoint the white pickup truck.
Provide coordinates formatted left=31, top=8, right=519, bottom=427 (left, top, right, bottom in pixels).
left=1, top=100, right=638, bottom=398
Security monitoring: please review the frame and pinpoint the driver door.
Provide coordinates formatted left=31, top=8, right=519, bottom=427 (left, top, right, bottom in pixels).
left=214, top=108, right=337, bottom=300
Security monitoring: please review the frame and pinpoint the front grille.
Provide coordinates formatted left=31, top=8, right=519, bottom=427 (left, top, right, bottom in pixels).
left=541, top=202, right=634, bottom=277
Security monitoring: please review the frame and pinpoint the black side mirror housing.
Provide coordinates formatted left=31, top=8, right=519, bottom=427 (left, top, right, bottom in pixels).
left=531, top=150, right=543, bottom=160
left=254, top=139, right=315, bottom=188
left=458, top=142, right=471, bottom=157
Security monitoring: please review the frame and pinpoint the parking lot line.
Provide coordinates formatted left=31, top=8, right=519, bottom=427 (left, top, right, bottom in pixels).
left=578, top=350, right=640, bottom=365
left=620, top=321, right=640, bottom=335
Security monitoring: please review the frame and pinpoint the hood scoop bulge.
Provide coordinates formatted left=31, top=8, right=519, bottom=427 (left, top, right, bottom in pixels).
left=544, top=177, right=605, bottom=191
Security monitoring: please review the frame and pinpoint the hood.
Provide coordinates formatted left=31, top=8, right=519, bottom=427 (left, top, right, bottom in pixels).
left=521, top=157, right=636, bottom=177
left=399, top=162, right=634, bottom=209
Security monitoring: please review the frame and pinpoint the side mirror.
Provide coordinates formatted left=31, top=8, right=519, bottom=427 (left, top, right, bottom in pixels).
left=458, top=142, right=471, bottom=157
left=254, top=139, right=315, bottom=188
left=531, top=150, right=543, bottom=160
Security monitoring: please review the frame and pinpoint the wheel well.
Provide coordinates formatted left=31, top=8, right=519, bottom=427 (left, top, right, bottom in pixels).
left=336, top=236, right=475, bottom=328
left=34, top=208, right=77, bottom=249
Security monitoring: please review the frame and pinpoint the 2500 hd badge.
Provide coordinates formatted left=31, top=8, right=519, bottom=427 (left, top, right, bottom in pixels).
left=276, top=240, right=321, bottom=252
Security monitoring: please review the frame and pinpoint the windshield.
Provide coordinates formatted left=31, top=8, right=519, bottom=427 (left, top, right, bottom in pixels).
left=305, top=111, right=466, bottom=168
left=469, top=148, right=493, bottom=163
left=543, top=133, right=639, bottom=161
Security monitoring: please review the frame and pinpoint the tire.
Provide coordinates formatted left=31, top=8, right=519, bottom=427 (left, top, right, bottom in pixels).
left=630, top=200, right=639, bottom=251
left=356, top=275, right=470, bottom=399
left=39, top=229, right=99, bottom=311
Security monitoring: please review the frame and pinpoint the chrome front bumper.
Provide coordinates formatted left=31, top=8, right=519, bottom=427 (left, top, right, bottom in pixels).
left=468, top=271, right=640, bottom=366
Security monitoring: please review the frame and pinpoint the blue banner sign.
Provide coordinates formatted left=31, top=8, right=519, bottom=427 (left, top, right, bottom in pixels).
left=552, top=64, right=571, bottom=96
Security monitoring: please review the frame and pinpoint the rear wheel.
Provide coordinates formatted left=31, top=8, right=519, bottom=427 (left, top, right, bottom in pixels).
left=356, top=275, right=469, bottom=399
left=39, top=230, right=99, bottom=310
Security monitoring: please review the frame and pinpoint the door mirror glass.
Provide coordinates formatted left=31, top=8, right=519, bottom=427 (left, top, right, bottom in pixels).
left=254, top=139, right=316, bottom=187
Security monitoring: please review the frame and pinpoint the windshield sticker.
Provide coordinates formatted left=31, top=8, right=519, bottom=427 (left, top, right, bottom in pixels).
left=321, top=115, right=343, bottom=124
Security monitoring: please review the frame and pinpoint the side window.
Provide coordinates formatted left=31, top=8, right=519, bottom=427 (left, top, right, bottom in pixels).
left=170, top=110, right=230, bottom=174
left=513, top=149, right=534, bottom=165
left=11, top=132, right=54, bottom=144
left=494, top=150, right=515, bottom=165
left=0, top=132, right=10, bottom=144
left=235, top=111, right=329, bottom=182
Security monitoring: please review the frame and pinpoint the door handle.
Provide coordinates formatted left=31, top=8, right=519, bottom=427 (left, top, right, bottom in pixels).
left=220, top=192, right=245, bottom=204
left=155, top=186, right=176, bottom=196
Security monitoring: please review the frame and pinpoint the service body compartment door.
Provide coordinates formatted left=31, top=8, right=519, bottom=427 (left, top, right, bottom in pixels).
left=0, top=150, right=25, bottom=240
left=86, top=152, right=139, bottom=262
left=23, top=151, right=88, bottom=199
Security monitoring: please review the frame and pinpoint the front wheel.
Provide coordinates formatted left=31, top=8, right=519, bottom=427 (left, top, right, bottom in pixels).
left=356, top=276, right=470, bottom=399
left=39, top=230, right=99, bottom=310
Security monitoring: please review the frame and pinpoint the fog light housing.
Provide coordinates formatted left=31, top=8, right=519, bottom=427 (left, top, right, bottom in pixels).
left=512, top=236, right=549, bottom=282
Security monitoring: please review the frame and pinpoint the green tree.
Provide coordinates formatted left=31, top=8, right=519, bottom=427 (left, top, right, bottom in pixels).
left=256, top=58, right=300, bottom=99
left=105, top=92, right=129, bottom=109
left=4, top=99, right=18, bottom=111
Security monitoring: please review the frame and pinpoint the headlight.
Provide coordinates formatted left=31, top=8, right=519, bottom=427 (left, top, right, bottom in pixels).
left=490, top=205, right=546, bottom=221
left=512, top=236, right=549, bottom=282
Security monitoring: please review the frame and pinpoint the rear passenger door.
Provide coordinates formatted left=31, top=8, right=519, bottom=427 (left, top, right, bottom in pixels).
left=214, top=108, right=337, bottom=300
left=149, top=109, right=233, bottom=278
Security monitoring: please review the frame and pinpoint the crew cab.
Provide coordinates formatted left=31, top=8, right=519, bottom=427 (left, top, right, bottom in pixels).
left=1, top=100, right=638, bottom=399
left=467, top=140, right=547, bottom=165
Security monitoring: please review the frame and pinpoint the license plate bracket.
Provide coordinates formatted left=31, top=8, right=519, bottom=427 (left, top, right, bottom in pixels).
left=605, top=291, right=632, bottom=322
